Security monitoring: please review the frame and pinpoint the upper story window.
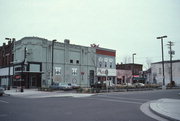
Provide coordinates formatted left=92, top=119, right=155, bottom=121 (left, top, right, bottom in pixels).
left=99, top=62, right=102, bottom=67
left=105, top=62, right=107, bottom=68
left=70, top=59, right=73, bottom=64
left=76, top=60, right=79, bottom=64
left=110, top=62, right=112, bottom=68
left=72, top=68, right=77, bottom=76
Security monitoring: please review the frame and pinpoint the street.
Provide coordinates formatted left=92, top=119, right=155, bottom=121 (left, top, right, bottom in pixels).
left=0, top=89, right=180, bottom=121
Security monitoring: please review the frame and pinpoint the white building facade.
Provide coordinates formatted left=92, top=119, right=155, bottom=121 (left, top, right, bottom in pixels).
left=0, top=37, right=116, bottom=88
left=151, top=60, right=180, bottom=86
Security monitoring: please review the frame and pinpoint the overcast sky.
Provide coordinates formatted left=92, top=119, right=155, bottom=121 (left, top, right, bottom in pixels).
left=0, top=0, right=180, bottom=70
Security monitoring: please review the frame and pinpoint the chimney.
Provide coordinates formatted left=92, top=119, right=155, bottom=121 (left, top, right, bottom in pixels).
left=64, top=39, right=70, bottom=44
left=8, top=40, right=11, bottom=45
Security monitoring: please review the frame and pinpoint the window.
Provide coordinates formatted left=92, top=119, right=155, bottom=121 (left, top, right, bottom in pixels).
left=76, top=60, right=79, bottom=64
left=55, top=67, right=61, bottom=75
left=72, top=68, right=77, bottom=76
left=105, top=62, right=107, bottom=67
left=70, top=59, right=73, bottom=63
left=99, top=62, right=102, bottom=67
left=110, top=62, right=112, bottom=68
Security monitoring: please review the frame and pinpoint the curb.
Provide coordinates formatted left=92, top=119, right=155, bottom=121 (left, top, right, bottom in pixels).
left=140, top=101, right=169, bottom=121
left=149, top=99, right=180, bottom=121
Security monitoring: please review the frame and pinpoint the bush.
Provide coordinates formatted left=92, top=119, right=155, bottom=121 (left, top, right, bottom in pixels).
left=166, top=81, right=176, bottom=87
left=38, top=87, right=53, bottom=92
left=76, top=88, right=83, bottom=93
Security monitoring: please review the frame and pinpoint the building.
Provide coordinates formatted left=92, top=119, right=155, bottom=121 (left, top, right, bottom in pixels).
left=151, top=60, right=180, bottom=86
left=116, top=63, right=143, bottom=84
left=95, top=47, right=116, bottom=84
left=0, top=37, right=116, bottom=88
left=0, top=40, right=14, bottom=88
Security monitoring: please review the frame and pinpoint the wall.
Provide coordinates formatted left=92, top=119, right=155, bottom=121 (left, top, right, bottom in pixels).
left=14, top=37, right=96, bottom=87
left=151, top=61, right=180, bottom=86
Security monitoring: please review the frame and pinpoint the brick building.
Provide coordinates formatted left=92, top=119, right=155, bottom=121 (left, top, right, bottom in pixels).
left=116, top=63, right=143, bottom=84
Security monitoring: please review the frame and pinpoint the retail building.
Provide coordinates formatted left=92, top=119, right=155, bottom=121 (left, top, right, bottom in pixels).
left=0, top=37, right=116, bottom=88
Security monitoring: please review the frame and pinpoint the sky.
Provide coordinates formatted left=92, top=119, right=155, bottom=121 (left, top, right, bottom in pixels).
left=0, top=0, right=180, bottom=70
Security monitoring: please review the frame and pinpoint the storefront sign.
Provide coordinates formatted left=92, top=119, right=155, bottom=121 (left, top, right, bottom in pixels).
left=97, top=68, right=116, bottom=76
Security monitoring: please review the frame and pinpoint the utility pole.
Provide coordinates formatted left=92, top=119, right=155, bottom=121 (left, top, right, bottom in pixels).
left=167, top=41, right=175, bottom=86
left=51, top=39, right=57, bottom=85
left=157, top=35, right=167, bottom=87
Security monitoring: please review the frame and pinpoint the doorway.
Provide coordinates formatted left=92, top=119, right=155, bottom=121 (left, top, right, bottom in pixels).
left=30, top=76, right=37, bottom=88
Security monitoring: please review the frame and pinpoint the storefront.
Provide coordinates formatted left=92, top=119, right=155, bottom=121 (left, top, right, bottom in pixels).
left=97, top=68, right=116, bottom=83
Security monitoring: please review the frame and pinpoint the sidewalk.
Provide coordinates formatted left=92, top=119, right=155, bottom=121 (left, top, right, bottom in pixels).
left=4, top=88, right=94, bottom=98
left=150, top=98, right=180, bottom=121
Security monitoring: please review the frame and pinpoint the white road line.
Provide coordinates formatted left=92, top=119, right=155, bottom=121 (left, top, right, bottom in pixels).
left=86, top=97, right=143, bottom=105
left=0, top=100, right=9, bottom=104
left=98, top=95, right=150, bottom=101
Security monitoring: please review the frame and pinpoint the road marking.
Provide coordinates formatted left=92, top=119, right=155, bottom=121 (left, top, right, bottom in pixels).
left=0, top=100, right=9, bottom=104
left=86, top=97, right=143, bottom=105
left=98, top=95, right=150, bottom=101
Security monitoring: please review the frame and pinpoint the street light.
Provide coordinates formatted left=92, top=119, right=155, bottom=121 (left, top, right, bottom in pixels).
left=51, top=39, right=57, bottom=85
left=5, top=38, right=15, bottom=90
left=157, top=35, right=167, bottom=88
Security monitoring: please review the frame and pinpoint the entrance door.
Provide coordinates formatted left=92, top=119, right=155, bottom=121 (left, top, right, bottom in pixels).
left=89, top=70, right=94, bottom=86
left=30, top=76, right=37, bottom=88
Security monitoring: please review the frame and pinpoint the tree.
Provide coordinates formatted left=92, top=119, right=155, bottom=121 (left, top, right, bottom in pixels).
left=123, top=56, right=131, bottom=64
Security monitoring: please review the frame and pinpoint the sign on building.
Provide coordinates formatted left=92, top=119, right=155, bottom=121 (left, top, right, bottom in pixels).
left=55, top=67, right=61, bottom=75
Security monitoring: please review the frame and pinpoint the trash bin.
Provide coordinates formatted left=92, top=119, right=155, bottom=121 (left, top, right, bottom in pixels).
left=20, top=87, right=24, bottom=92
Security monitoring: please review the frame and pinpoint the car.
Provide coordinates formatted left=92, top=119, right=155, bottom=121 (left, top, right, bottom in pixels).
left=0, top=86, right=5, bottom=96
left=68, top=83, right=80, bottom=89
left=123, top=83, right=135, bottom=88
left=49, top=83, right=60, bottom=90
left=91, top=81, right=103, bottom=88
left=59, top=83, right=72, bottom=90
left=133, top=83, right=145, bottom=87
left=50, top=83, right=72, bottom=90
left=124, top=83, right=133, bottom=86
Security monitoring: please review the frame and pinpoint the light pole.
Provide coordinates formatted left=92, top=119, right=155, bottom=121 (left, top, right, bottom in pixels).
left=51, top=39, right=57, bottom=85
left=132, top=53, right=136, bottom=83
left=5, top=38, right=15, bottom=90
left=157, top=35, right=167, bottom=88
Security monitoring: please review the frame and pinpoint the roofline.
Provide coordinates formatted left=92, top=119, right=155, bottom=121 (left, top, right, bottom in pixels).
left=117, top=63, right=143, bottom=66
left=152, top=60, right=180, bottom=64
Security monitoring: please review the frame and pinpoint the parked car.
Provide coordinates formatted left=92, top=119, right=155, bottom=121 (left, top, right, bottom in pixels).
left=91, top=81, right=103, bottom=88
left=0, top=86, right=5, bottom=96
left=123, top=83, right=135, bottom=88
left=50, top=83, right=72, bottom=90
left=68, top=83, right=80, bottom=89
left=59, top=83, right=72, bottom=90
left=49, top=83, right=60, bottom=90
left=133, top=83, right=145, bottom=87
left=124, top=83, right=133, bottom=86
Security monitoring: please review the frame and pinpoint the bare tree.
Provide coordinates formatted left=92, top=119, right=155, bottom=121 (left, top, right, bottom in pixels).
left=144, top=57, right=152, bottom=70
left=123, top=56, right=131, bottom=64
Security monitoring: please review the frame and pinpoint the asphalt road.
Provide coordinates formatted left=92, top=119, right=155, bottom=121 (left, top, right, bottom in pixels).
left=0, top=89, right=180, bottom=121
